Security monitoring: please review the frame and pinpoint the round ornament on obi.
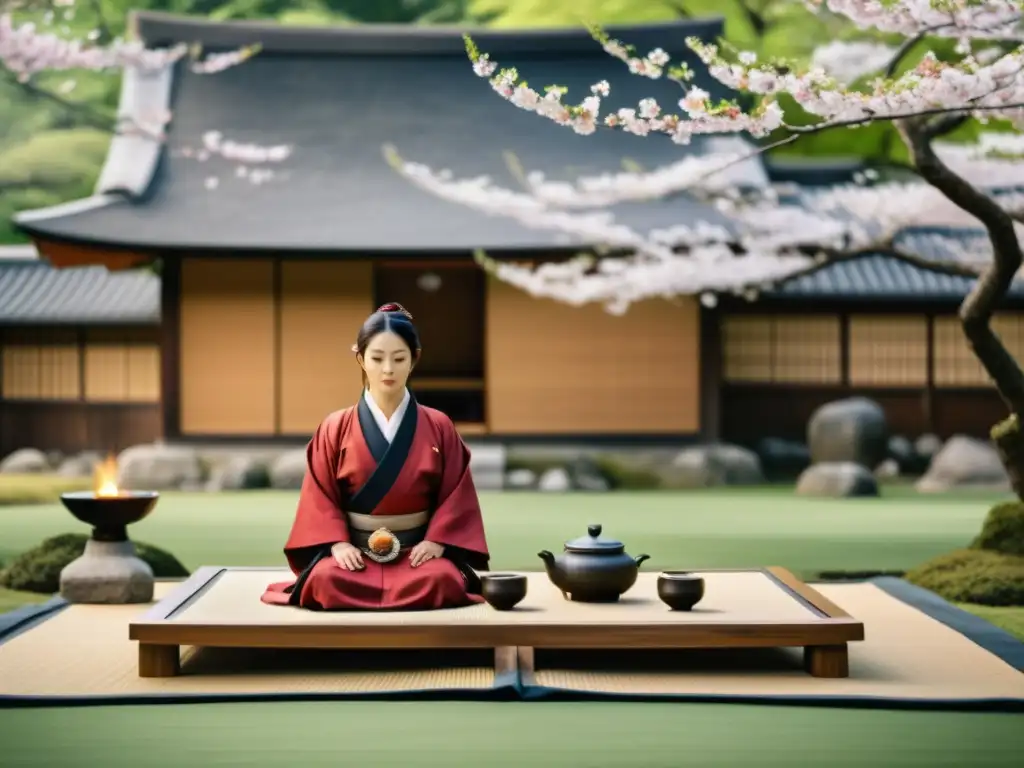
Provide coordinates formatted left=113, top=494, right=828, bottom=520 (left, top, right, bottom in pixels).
left=368, top=528, right=395, bottom=555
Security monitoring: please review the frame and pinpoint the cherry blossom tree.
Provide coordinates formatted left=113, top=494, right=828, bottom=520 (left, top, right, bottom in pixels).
left=386, top=0, right=1024, bottom=494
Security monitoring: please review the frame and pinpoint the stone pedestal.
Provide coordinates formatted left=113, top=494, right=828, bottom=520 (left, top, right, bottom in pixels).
left=59, top=539, right=154, bottom=604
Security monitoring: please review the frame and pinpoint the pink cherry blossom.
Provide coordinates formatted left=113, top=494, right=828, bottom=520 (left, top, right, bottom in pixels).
left=424, top=1, right=1024, bottom=312
left=0, top=12, right=258, bottom=81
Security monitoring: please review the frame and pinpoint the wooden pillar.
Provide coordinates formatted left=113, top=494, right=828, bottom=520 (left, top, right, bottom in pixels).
left=925, top=313, right=936, bottom=435
left=699, top=306, right=722, bottom=442
left=272, top=257, right=282, bottom=437
left=839, top=312, right=851, bottom=390
left=160, top=257, right=181, bottom=440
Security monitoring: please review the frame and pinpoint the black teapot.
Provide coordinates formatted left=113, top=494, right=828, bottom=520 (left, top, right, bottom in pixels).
left=538, top=524, right=650, bottom=603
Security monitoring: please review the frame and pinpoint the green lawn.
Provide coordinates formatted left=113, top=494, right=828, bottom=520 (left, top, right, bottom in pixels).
left=0, top=485, right=1010, bottom=580
left=2, top=486, right=1022, bottom=767
left=0, top=701, right=1021, bottom=768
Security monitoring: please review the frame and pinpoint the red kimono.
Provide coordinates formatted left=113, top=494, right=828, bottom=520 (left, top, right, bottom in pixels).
left=261, top=395, right=490, bottom=610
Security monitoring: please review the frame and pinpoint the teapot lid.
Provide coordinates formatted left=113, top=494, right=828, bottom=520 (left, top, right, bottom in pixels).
left=564, top=524, right=624, bottom=554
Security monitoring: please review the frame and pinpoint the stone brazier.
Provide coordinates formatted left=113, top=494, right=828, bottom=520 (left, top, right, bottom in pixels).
left=58, top=490, right=159, bottom=604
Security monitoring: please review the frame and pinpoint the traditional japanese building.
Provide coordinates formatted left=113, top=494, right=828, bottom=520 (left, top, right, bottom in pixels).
left=10, top=12, right=1019, bottom=452
left=0, top=245, right=161, bottom=457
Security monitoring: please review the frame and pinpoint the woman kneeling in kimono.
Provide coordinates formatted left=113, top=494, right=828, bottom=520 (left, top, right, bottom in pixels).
left=261, top=303, right=490, bottom=611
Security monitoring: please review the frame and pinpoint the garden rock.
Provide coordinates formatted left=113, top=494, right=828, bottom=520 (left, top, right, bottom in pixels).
left=57, top=451, right=103, bottom=478
left=60, top=539, right=155, bottom=604
left=807, top=397, right=889, bottom=469
left=269, top=449, right=308, bottom=489
left=208, top=456, right=271, bottom=491
left=669, top=444, right=764, bottom=487
left=887, top=435, right=918, bottom=473
left=566, top=456, right=611, bottom=491
left=538, top=467, right=571, bottom=492
left=795, top=462, right=880, bottom=498
left=754, top=437, right=811, bottom=479
left=116, top=444, right=203, bottom=490
left=468, top=443, right=505, bottom=491
left=914, top=433, right=943, bottom=461
left=0, top=448, right=49, bottom=474
left=874, top=458, right=900, bottom=479
left=505, top=468, right=537, bottom=490
left=915, top=436, right=1010, bottom=492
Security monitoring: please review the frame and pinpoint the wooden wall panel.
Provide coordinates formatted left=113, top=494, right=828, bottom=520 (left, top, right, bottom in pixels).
left=278, top=260, right=372, bottom=434
left=721, top=314, right=841, bottom=384
left=0, top=401, right=161, bottom=456
left=1, top=329, right=80, bottom=400
left=486, top=279, right=700, bottom=433
left=934, top=313, right=1024, bottom=387
left=771, top=316, right=841, bottom=383
left=848, top=315, right=928, bottom=387
left=82, top=328, right=161, bottom=403
left=179, top=258, right=276, bottom=434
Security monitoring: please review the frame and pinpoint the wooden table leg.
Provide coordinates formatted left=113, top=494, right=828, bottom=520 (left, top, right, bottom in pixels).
left=139, top=643, right=180, bottom=677
left=803, top=644, right=849, bottom=678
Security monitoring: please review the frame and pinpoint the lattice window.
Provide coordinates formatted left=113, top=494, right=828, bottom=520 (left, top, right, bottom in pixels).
left=721, top=315, right=773, bottom=382
left=84, top=341, right=160, bottom=402
left=934, top=315, right=988, bottom=386
left=848, top=315, right=928, bottom=387
left=721, top=314, right=841, bottom=384
left=0, top=331, right=81, bottom=400
left=771, top=315, right=842, bottom=384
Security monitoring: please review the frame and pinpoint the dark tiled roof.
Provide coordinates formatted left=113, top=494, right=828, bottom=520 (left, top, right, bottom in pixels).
left=765, top=225, right=1020, bottom=303
left=0, top=260, right=160, bottom=325
left=767, top=254, right=1024, bottom=303
left=13, top=14, right=748, bottom=253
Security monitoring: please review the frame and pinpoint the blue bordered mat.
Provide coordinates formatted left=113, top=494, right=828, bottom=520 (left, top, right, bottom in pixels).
left=0, top=577, right=1021, bottom=710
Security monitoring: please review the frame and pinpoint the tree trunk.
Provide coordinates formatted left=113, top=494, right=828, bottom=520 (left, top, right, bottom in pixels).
left=992, top=416, right=1024, bottom=499
left=899, top=117, right=1024, bottom=499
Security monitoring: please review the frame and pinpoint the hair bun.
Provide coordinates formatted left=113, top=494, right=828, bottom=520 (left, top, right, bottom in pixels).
left=377, top=302, right=413, bottom=320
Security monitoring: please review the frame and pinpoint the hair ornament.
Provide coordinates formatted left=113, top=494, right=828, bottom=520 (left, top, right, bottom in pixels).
left=377, top=302, right=413, bottom=320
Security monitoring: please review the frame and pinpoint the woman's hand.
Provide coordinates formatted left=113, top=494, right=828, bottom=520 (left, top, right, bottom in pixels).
left=409, top=540, right=445, bottom=568
left=332, top=542, right=364, bottom=571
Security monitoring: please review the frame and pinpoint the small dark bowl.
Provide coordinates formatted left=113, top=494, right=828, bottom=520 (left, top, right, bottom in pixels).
left=657, top=571, right=705, bottom=611
left=60, top=491, right=159, bottom=540
left=481, top=573, right=528, bottom=611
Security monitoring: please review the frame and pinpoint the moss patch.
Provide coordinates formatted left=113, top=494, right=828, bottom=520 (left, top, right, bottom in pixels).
left=904, top=548, right=1024, bottom=606
left=990, top=412, right=1019, bottom=441
left=971, top=501, right=1024, bottom=556
left=0, top=533, right=189, bottom=594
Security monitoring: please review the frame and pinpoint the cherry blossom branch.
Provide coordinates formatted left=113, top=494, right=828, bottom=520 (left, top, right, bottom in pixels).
left=0, top=11, right=260, bottom=82
left=2, top=67, right=114, bottom=130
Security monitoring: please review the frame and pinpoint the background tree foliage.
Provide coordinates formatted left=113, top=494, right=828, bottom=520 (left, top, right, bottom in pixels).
left=0, top=0, right=908, bottom=244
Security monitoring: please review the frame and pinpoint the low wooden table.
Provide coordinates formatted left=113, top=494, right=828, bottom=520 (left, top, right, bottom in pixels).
left=128, top=566, right=865, bottom=679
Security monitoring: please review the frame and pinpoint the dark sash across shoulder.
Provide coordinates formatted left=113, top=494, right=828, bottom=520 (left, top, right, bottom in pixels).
left=348, top=392, right=418, bottom=514
left=286, top=394, right=419, bottom=606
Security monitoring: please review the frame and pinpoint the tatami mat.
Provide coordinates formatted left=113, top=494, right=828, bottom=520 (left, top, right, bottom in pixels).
left=525, top=582, right=1024, bottom=704
left=0, top=583, right=499, bottom=701
left=0, top=575, right=1021, bottom=708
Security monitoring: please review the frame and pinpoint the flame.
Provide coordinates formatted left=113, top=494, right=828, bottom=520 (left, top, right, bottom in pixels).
left=93, top=455, right=121, bottom=498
